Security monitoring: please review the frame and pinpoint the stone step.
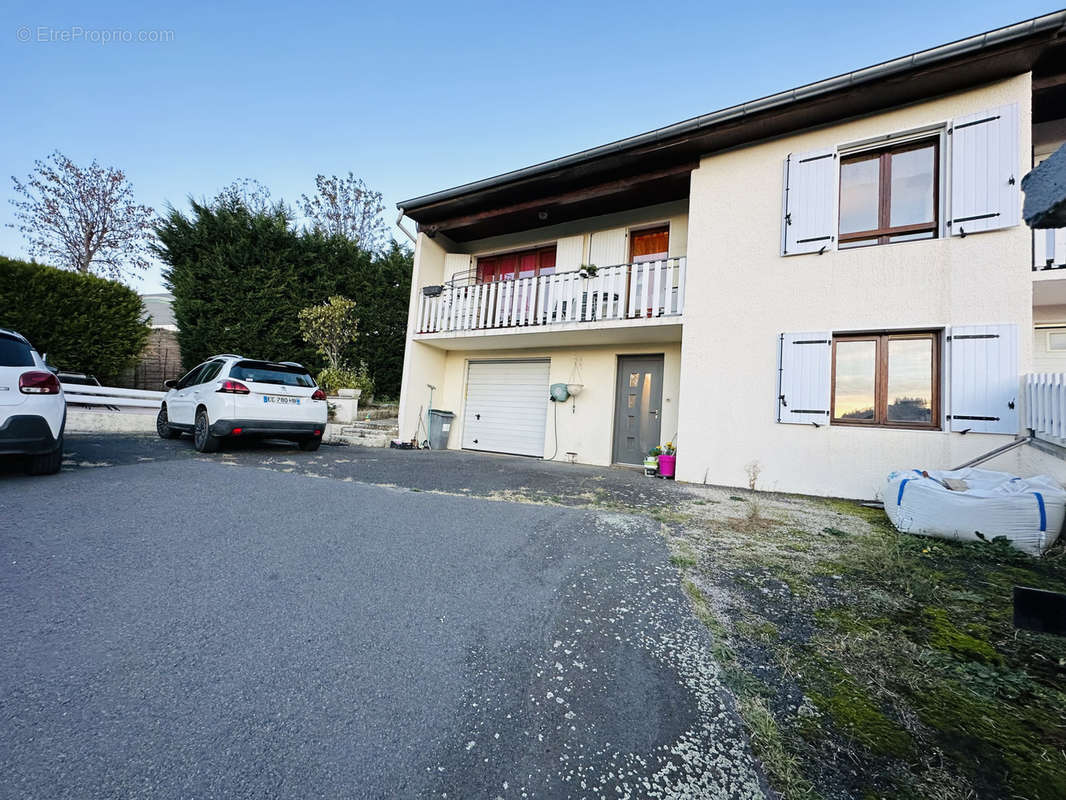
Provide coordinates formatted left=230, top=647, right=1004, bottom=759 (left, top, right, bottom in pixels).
left=341, top=424, right=399, bottom=438
left=345, top=417, right=399, bottom=429
left=325, top=422, right=398, bottom=448
left=362, top=406, right=399, bottom=420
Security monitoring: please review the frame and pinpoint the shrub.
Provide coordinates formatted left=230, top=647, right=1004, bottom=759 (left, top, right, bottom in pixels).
left=316, top=364, right=374, bottom=397
left=0, top=256, right=149, bottom=383
left=155, top=201, right=411, bottom=397
left=299, top=295, right=359, bottom=371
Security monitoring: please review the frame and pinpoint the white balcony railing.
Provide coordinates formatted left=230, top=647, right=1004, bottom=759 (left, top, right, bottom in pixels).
left=1033, top=227, right=1066, bottom=272
left=416, top=257, right=686, bottom=335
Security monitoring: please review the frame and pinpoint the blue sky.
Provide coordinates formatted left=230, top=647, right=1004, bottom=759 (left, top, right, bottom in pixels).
left=2, top=0, right=1059, bottom=292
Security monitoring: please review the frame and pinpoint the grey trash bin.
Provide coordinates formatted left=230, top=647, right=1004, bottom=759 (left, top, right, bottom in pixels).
left=427, top=409, right=455, bottom=450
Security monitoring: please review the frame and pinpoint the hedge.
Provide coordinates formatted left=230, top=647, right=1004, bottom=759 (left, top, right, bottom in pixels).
left=0, top=256, right=150, bottom=383
left=155, top=200, right=411, bottom=398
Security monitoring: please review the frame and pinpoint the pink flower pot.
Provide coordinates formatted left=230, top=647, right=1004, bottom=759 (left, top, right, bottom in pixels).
left=658, top=454, right=676, bottom=478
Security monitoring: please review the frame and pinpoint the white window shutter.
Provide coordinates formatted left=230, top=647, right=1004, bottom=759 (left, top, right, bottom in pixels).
left=949, top=324, right=1019, bottom=434
left=777, top=332, right=832, bottom=425
left=555, top=235, right=584, bottom=270
left=588, top=228, right=628, bottom=267
left=781, top=148, right=837, bottom=256
left=949, top=104, right=1019, bottom=236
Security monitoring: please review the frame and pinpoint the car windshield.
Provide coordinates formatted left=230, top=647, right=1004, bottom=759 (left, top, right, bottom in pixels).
left=0, top=335, right=35, bottom=367
left=229, top=360, right=314, bottom=387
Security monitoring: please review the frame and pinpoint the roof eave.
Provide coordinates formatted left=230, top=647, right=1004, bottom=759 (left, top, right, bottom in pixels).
left=398, top=10, right=1066, bottom=216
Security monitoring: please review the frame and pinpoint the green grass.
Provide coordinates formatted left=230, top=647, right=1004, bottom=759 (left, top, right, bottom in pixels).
left=671, top=493, right=1066, bottom=799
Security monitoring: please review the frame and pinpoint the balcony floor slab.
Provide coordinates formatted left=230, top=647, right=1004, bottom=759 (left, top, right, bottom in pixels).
left=413, top=317, right=683, bottom=351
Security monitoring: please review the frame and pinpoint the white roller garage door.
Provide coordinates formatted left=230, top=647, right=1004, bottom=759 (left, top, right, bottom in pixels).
left=462, top=360, right=550, bottom=457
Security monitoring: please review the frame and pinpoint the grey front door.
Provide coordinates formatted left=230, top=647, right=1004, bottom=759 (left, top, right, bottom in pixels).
left=613, top=355, right=664, bottom=465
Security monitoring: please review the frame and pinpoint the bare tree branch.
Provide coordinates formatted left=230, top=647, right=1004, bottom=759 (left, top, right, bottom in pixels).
left=299, top=173, right=387, bottom=252
left=211, top=178, right=279, bottom=215
left=8, top=150, right=155, bottom=281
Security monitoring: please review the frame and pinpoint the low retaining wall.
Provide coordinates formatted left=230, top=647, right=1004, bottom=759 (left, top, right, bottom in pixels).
left=66, top=409, right=157, bottom=434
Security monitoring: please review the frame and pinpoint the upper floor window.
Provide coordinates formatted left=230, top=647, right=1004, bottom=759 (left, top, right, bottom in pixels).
left=839, top=139, right=939, bottom=249
left=630, top=225, right=669, bottom=263
left=476, top=245, right=556, bottom=283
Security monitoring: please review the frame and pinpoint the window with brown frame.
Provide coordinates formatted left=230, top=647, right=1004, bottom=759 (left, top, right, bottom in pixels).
left=629, top=225, right=669, bottom=262
left=831, top=331, right=940, bottom=428
left=838, top=138, right=939, bottom=248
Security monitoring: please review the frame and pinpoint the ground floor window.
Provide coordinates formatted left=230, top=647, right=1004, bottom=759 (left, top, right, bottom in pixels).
left=1048, top=329, right=1066, bottom=351
left=831, top=330, right=940, bottom=428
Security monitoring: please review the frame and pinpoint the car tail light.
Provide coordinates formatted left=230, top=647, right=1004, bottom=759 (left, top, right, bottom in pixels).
left=19, top=371, right=61, bottom=394
left=313, top=429, right=322, bottom=436
left=311, top=388, right=326, bottom=401
left=232, top=427, right=243, bottom=435
left=217, top=379, right=250, bottom=395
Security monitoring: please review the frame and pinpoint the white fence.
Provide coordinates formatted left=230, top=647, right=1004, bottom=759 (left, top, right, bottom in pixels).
left=62, top=383, right=164, bottom=410
left=416, top=257, right=686, bottom=335
left=1025, top=373, right=1066, bottom=443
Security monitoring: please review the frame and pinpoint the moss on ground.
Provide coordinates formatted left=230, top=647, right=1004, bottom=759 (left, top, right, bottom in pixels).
left=804, top=662, right=913, bottom=759
left=669, top=491, right=1066, bottom=800
left=920, top=606, right=1003, bottom=664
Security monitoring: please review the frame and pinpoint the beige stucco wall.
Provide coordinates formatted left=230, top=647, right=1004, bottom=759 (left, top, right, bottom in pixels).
left=422, top=343, right=681, bottom=465
left=677, top=74, right=1034, bottom=499
left=397, top=233, right=450, bottom=440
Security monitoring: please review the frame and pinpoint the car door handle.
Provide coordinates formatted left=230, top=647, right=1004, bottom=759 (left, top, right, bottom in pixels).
left=649, top=409, right=659, bottom=417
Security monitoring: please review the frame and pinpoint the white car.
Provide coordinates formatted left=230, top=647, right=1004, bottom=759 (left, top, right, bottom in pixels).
left=156, top=355, right=327, bottom=453
left=0, top=328, right=65, bottom=475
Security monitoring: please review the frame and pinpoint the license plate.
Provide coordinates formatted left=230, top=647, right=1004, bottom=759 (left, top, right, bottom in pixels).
left=263, top=395, right=300, bottom=405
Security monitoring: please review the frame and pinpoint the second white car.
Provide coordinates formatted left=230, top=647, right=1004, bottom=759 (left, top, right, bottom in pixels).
left=157, top=355, right=327, bottom=452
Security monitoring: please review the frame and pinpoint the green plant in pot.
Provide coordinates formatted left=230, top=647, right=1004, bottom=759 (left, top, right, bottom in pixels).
left=644, top=445, right=662, bottom=473
left=578, top=263, right=600, bottom=278
left=317, top=363, right=374, bottom=400
left=657, top=441, right=677, bottom=478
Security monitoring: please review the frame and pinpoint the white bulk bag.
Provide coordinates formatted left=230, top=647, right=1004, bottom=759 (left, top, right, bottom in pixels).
left=884, top=468, right=1066, bottom=556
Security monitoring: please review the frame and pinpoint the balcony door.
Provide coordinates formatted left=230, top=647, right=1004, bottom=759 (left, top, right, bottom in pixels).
left=629, top=226, right=670, bottom=316
left=629, top=225, right=669, bottom=263
left=613, top=355, right=664, bottom=466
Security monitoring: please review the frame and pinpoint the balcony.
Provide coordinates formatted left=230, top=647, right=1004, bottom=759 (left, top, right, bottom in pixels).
left=1033, top=227, right=1066, bottom=273
left=414, top=258, right=686, bottom=349
left=1033, top=228, right=1066, bottom=307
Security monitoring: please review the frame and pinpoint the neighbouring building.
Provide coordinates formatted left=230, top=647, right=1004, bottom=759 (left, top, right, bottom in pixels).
left=395, top=11, right=1066, bottom=499
left=122, top=293, right=183, bottom=390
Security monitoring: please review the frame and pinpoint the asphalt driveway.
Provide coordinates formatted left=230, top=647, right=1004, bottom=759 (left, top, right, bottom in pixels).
left=0, top=436, right=766, bottom=799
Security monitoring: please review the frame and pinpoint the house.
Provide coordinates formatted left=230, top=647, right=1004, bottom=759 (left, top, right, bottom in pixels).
left=121, top=293, right=182, bottom=390
left=395, top=11, right=1066, bottom=499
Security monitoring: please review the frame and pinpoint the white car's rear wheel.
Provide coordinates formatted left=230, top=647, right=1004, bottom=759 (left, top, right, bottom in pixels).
left=193, top=409, right=220, bottom=453
left=26, top=435, right=63, bottom=476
